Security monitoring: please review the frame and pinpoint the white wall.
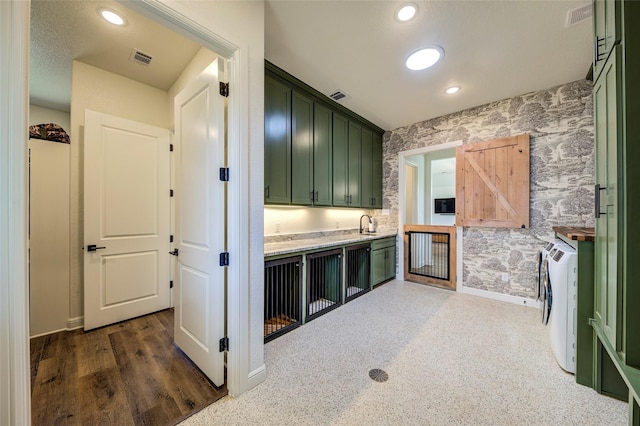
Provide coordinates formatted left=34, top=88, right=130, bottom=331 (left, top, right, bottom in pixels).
left=69, top=61, right=170, bottom=324
left=264, top=206, right=372, bottom=236
left=28, top=106, right=70, bottom=336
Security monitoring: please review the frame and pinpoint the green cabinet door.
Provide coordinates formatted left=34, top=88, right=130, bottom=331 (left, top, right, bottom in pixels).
left=594, top=46, right=621, bottom=349
left=361, top=128, right=373, bottom=208
left=291, top=91, right=314, bottom=205
left=371, top=249, right=387, bottom=286
left=372, top=133, right=383, bottom=209
left=332, top=113, right=349, bottom=207
left=313, top=103, right=332, bottom=206
left=593, top=0, right=620, bottom=80
left=264, top=76, right=291, bottom=204
left=347, top=122, right=362, bottom=207
left=385, top=245, right=396, bottom=281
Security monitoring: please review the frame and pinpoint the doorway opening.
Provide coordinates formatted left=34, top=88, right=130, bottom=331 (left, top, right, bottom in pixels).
left=398, top=141, right=462, bottom=290
left=27, top=0, right=246, bottom=419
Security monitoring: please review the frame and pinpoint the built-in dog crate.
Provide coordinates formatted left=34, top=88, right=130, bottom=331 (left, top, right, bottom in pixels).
left=345, top=243, right=371, bottom=302
left=264, top=256, right=302, bottom=342
left=306, top=248, right=343, bottom=321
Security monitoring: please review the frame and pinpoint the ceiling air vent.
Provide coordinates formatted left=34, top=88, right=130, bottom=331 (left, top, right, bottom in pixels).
left=328, top=89, right=351, bottom=103
left=566, top=3, right=592, bottom=27
left=129, top=48, right=153, bottom=66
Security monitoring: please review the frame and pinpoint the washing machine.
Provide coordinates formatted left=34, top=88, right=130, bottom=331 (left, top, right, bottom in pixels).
left=546, top=240, right=577, bottom=374
left=537, top=240, right=557, bottom=324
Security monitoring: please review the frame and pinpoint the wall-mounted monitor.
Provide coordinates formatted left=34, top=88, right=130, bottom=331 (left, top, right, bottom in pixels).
left=434, top=198, right=455, bottom=214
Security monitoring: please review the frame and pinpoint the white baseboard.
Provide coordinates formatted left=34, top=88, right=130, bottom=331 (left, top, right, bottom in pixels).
left=458, top=286, right=541, bottom=309
left=66, top=316, right=84, bottom=330
left=29, top=328, right=67, bottom=339
left=247, top=364, right=266, bottom=389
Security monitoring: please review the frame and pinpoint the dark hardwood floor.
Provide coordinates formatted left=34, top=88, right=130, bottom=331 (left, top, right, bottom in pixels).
left=30, top=309, right=227, bottom=425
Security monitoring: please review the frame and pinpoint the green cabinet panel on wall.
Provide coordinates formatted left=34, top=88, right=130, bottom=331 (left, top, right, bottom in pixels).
left=264, top=76, right=291, bottom=204
left=591, top=1, right=640, bottom=420
left=313, top=103, right=333, bottom=206
left=291, top=91, right=314, bottom=205
left=594, top=46, right=621, bottom=349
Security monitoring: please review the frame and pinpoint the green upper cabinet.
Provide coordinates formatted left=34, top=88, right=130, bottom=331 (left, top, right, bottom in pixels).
left=372, top=133, right=383, bottom=209
left=347, top=121, right=362, bottom=207
left=313, top=103, right=333, bottom=206
left=593, top=0, right=620, bottom=80
left=361, top=128, right=373, bottom=208
left=264, top=76, right=291, bottom=205
left=361, top=130, right=383, bottom=209
left=291, top=91, right=314, bottom=205
left=332, top=113, right=349, bottom=207
left=265, top=61, right=385, bottom=209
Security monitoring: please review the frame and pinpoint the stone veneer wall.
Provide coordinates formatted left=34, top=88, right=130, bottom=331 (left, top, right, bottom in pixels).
left=373, top=79, right=594, bottom=298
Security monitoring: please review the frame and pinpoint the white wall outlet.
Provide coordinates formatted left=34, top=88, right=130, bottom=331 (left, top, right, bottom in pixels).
left=335, top=221, right=340, bottom=229
left=275, top=223, right=281, bottom=233
left=501, top=273, right=509, bottom=282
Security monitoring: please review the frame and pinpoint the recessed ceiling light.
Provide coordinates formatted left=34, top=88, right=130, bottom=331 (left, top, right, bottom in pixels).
left=405, top=46, right=444, bottom=71
left=98, top=8, right=126, bottom=26
left=445, top=86, right=460, bottom=94
left=395, top=3, right=418, bottom=22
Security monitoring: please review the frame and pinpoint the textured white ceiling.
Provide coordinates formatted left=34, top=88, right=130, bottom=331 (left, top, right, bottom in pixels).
left=30, top=0, right=201, bottom=112
left=265, top=0, right=593, bottom=130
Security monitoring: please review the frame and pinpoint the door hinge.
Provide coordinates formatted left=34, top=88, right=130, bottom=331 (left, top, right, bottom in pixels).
left=170, top=280, right=174, bottom=289
left=219, top=252, right=229, bottom=266
left=219, top=82, right=229, bottom=97
left=170, top=235, right=174, bottom=243
left=219, top=167, right=230, bottom=182
left=170, top=189, right=174, bottom=197
left=219, top=336, right=229, bottom=352
left=170, top=143, right=174, bottom=152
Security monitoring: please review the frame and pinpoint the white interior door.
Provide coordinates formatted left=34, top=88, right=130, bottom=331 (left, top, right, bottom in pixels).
left=84, top=110, right=170, bottom=330
left=173, top=58, right=226, bottom=386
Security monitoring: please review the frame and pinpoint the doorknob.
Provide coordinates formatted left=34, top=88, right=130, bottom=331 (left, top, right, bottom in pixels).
left=87, top=244, right=106, bottom=252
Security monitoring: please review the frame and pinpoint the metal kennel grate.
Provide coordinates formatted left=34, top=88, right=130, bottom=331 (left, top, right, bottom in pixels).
left=264, top=256, right=302, bottom=342
left=306, top=248, right=342, bottom=321
left=345, top=244, right=371, bottom=302
left=407, top=231, right=450, bottom=281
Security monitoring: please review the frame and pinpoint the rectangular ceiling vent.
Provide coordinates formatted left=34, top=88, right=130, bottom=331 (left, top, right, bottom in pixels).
left=129, top=48, right=153, bottom=66
left=566, top=3, right=592, bottom=27
left=328, top=89, right=351, bottom=103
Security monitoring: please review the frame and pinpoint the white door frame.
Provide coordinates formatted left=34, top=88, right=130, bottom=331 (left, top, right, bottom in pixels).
left=124, top=0, right=252, bottom=397
left=397, top=141, right=463, bottom=287
left=1, top=1, right=31, bottom=423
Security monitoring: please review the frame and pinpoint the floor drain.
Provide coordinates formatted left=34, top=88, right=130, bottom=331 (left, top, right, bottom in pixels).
left=369, top=369, right=389, bottom=382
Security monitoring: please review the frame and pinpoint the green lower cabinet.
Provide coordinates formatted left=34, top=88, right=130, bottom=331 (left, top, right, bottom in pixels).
left=371, top=237, right=396, bottom=286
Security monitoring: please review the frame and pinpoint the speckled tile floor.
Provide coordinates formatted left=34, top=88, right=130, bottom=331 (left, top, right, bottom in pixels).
left=180, top=280, right=628, bottom=426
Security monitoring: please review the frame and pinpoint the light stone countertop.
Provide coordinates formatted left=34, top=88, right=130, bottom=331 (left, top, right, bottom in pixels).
left=264, top=231, right=398, bottom=257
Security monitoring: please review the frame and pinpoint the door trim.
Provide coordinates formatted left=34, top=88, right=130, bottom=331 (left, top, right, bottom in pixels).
left=0, top=0, right=31, bottom=423
left=397, top=140, right=462, bottom=288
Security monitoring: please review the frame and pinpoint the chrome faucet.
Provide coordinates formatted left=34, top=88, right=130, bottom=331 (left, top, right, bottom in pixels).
left=359, top=214, right=372, bottom=234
